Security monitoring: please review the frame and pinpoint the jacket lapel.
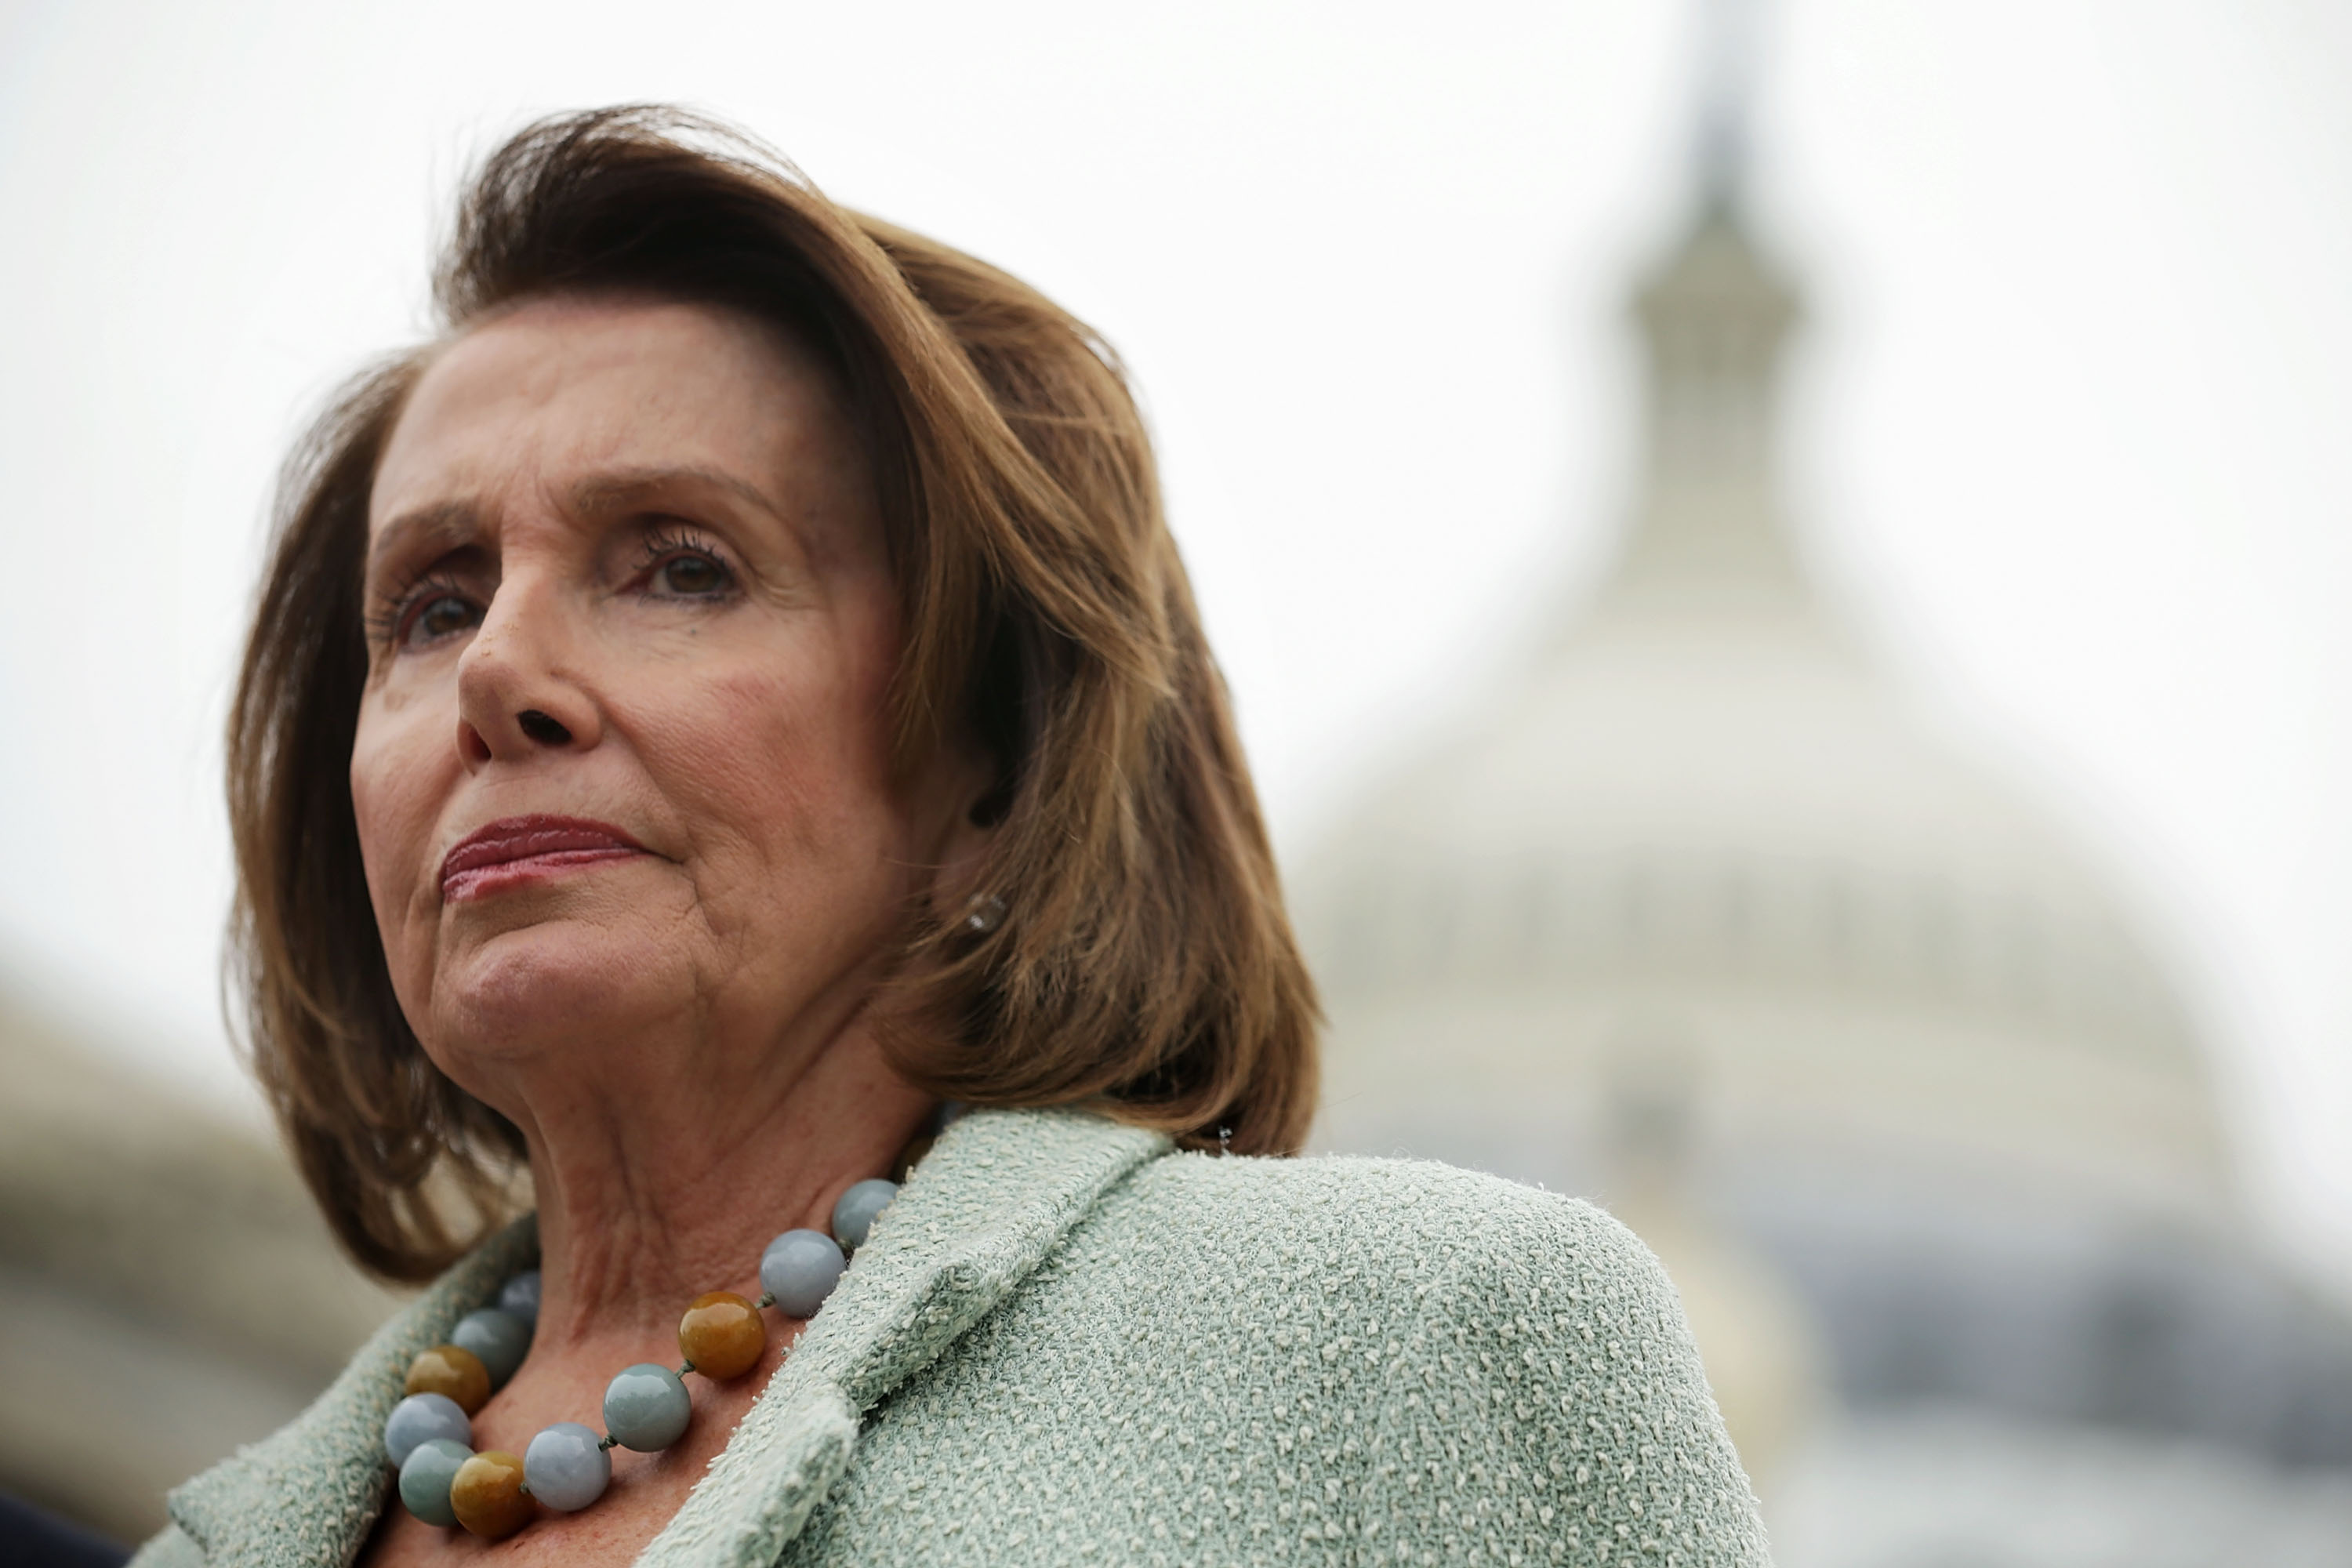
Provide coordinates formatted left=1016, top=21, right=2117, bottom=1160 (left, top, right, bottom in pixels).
left=167, top=1216, right=539, bottom=1568
left=165, top=1109, right=1165, bottom=1568
left=637, top=1109, right=1168, bottom=1568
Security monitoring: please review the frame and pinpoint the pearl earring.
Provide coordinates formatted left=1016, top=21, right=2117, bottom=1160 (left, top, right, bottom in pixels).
left=964, top=895, right=1007, bottom=935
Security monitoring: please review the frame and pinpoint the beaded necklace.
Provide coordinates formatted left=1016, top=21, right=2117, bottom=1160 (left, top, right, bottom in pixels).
left=379, top=1139, right=927, bottom=1541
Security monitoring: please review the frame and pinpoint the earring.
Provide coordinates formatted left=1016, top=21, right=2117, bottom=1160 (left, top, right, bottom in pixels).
left=963, top=895, right=1007, bottom=935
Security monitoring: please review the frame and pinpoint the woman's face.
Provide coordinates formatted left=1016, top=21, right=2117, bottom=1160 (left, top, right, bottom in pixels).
left=352, top=296, right=972, bottom=1107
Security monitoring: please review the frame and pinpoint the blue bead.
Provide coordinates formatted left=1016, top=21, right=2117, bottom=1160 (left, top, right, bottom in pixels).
left=523, top=1421, right=610, bottom=1512
left=829, top=1179, right=898, bottom=1251
left=497, top=1270, right=542, bottom=1328
left=604, top=1363, right=692, bottom=1452
left=384, top=1392, right=470, bottom=1468
left=397, top=1437, right=471, bottom=1526
left=452, top=1308, right=531, bottom=1387
left=760, top=1229, right=846, bottom=1317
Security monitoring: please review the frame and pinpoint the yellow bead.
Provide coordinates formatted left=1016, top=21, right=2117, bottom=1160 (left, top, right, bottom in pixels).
left=449, top=1450, right=533, bottom=1540
left=678, top=1290, right=766, bottom=1381
left=405, top=1345, right=491, bottom=1415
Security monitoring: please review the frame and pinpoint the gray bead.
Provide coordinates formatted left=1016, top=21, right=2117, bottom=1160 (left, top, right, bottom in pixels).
left=397, top=1437, right=471, bottom=1526
left=760, top=1228, right=846, bottom=1317
left=604, top=1363, right=692, bottom=1452
left=452, top=1308, right=531, bottom=1387
left=829, top=1179, right=898, bottom=1252
left=523, top=1421, right=610, bottom=1512
left=384, top=1392, right=470, bottom=1468
left=497, top=1270, right=542, bottom=1327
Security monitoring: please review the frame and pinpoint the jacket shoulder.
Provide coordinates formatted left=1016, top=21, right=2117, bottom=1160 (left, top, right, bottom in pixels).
left=1105, top=1151, right=1723, bottom=1370
left=1095, top=1150, right=1773, bottom=1565
left=1115, top=1145, right=1676, bottom=1297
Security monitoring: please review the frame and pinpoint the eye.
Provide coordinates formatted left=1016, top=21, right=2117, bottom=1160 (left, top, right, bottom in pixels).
left=635, top=525, right=738, bottom=601
left=369, top=570, right=483, bottom=652
left=652, top=553, right=729, bottom=597
left=405, top=592, right=482, bottom=645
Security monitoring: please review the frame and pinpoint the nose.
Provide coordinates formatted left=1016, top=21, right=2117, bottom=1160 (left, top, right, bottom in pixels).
left=454, top=573, right=602, bottom=770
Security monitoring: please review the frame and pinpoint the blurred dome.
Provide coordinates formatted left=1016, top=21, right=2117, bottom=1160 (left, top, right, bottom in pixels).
left=1302, top=204, right=2229, bottom=1231
left=1295, top=194, right=2352, bottom=1491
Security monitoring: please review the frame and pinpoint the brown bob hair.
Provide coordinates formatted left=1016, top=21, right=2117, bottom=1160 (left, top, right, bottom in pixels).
left=228, top=107, right=1317, bottom=1281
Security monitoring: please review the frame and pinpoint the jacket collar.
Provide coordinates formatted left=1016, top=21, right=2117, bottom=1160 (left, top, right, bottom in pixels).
left=169, top=1109, right=1168, bottom=1568
left=168, top=1214, right=540, bottom=1568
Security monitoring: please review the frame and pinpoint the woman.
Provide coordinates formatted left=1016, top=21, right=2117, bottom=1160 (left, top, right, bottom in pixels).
left=132, top=107, right=1766, bottom=1567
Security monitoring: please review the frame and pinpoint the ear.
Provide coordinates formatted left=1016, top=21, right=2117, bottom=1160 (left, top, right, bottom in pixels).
left=913, top=732, right=1003, bottom=923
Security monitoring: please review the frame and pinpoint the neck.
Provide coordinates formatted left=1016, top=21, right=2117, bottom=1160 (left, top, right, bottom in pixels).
left=498, top=1008, right=932, bottom=1351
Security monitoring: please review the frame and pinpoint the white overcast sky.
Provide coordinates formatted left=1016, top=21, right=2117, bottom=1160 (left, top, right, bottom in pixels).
left=2, top=0, right=2349, bottom=1282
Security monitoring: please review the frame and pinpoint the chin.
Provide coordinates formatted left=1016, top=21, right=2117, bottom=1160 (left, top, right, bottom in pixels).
left=430, top=916, right=688, bottom=1057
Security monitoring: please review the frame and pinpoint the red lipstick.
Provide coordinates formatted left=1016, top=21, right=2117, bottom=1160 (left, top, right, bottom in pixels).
left=439, top=815, right=648, bottom=904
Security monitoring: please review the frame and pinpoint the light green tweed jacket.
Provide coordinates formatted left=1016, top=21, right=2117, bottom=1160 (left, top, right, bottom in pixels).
left=132, top=1108, right=1769, bottom=1566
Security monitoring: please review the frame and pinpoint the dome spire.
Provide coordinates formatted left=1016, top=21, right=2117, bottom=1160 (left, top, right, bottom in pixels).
left=1592, top=0, right=1817, bottom=622
left=1694, top=0, right=1759, bottom=213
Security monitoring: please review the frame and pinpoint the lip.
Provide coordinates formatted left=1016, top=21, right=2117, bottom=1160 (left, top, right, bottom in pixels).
left=438, top=814, right=649, bottom=904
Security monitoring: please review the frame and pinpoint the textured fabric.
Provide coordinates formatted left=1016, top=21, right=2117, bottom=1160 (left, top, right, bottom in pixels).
left=136, top=1214, right=539, bottom=1568
left=132, top=1108, right=1768, bottom=1568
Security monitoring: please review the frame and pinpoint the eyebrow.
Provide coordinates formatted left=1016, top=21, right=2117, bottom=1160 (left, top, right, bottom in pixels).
left=366, top=466, right=791, bottom=579
left=367, top=500, right=482, bottom=579
left=566, top=465, right=788, bottom=525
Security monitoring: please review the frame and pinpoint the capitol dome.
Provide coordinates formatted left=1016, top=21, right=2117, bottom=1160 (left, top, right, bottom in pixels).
left=1304, top=199, right=2228, bottom=1228
left=1294, top=184, right=2352, bottom=1490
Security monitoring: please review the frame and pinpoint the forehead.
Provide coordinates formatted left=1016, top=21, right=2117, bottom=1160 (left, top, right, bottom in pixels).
left=370, top=296, right=853, bottom=536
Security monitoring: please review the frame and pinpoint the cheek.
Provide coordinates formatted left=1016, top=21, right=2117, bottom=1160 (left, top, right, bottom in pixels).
left=648, top=612, right=907, bottom=901
left=350, top=691, right=456, bottom=967
left=686, top=665, right=894, bottom=855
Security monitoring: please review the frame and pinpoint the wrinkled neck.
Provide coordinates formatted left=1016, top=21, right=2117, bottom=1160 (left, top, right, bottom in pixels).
left=492, top=1005, right=931, bottom=1348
